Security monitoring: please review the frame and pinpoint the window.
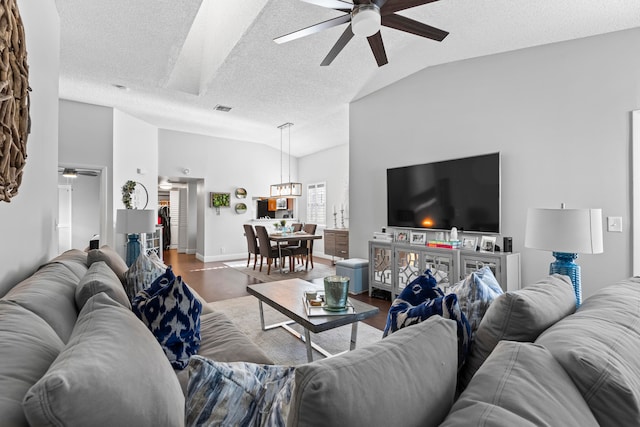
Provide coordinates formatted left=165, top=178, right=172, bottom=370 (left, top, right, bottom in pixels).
left=307, top=182, right=326, bottom=225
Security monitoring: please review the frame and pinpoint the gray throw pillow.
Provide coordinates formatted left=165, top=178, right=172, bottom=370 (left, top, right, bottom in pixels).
left=458, top=274, right=575, bottom=390
left=441, top=341, right=599, bottom=427
left=87, top=245, right=128, bottom=284
left=23, top=292, right=184, bottom=427
left=76, top=261, right=131, bottom=310
left=287, top=316, right=458, bottom=427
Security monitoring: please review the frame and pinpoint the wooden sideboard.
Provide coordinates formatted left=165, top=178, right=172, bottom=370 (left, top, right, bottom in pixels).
left=324, top=228, right=349, bottom=261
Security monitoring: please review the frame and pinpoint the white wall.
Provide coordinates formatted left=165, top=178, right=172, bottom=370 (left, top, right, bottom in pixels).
left=158, top=129, right=298, bottom=261
left=0, top=1, right=60, bottom=297
left=113, top=110, right=159, bottom=259
left=350, top=28, right=640, bottom=299
left=298, top=144, right=349, bottom=256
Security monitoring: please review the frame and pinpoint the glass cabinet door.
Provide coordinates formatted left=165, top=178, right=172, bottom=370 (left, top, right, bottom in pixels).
left=370, top=243, right=393, bottom=291
left=424, top=253, right=454, bottom=291
left=395, top=248, right=421, bottom=293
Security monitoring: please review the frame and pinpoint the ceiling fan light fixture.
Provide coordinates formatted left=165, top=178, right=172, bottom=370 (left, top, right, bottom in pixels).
left=62, top=168, right=78, bottom=178
left=351, top=4, right=381, bottom=38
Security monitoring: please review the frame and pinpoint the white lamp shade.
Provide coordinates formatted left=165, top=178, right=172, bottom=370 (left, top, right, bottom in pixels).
left=116, top=209, right=156, bottom=234
left=525, top=207, right=604, bottom=254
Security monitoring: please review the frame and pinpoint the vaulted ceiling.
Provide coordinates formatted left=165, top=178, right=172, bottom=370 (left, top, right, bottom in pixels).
left=55, top=0, right=640, bottom=157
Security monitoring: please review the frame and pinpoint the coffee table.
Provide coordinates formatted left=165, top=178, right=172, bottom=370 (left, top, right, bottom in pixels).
left=247, top=279, right=380, bottom=362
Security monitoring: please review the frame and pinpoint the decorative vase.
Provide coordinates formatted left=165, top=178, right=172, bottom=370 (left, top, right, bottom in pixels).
left=324, top=275, right=350, bottom=311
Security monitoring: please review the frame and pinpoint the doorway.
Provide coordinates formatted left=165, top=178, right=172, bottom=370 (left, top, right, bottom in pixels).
left=57, top=165, right=105, bottom=252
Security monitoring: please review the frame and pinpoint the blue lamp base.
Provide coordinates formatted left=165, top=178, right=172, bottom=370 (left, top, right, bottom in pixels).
left=125, top=234, right=142, bottom=267
left=549, top=252, right=581, bottom=308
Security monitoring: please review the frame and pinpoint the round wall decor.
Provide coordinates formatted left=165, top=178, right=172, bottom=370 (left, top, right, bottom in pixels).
left=235, top=187, right=247, bottom=199
left=122, top=181, right=149, bottom=209
left=0, top=0, right=30, bottom=203
left=235, top=203, right=247, bottom=214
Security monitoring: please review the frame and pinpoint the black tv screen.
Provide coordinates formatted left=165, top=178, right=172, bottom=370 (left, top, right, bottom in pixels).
left=387, top=153, right=500, bottom=233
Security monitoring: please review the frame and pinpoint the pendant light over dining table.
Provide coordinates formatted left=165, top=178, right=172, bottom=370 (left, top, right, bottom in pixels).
left=270, top=122, right=302, bottom=197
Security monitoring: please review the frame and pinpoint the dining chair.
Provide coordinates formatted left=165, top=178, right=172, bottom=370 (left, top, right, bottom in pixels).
left=302, top=223, right=317, bottom=268
left=283, top=223, right=304, bottom=262
left=255, top=225, right=293, bottom=274
left=243, top=224, right=260, bottom=270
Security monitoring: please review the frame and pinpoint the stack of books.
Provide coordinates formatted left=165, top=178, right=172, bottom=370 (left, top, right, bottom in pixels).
left=427, top=240, right=461, bottom=249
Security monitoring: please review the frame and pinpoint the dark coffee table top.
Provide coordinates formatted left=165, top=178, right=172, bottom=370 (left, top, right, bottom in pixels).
left=247, top=279, right=380, bottom=333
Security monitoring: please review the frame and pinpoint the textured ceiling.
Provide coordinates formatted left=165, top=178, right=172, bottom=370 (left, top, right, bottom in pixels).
left=55, top=0, right=640, bottom=157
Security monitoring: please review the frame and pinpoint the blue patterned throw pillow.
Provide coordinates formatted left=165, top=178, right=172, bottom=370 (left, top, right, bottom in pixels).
left=186, top=355, right=295, bottom=427
left=447, top=266, right=504, bottom=335
left=132, top=267, right=202, bottom=369
left=383, top=270, right=471, bottom=368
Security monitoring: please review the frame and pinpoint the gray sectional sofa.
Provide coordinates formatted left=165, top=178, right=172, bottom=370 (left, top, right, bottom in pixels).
left=1, top=248, right=639, bottom=426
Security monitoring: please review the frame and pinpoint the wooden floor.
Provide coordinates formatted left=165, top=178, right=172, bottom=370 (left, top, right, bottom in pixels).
left=164, top=250, right=391, bottom=331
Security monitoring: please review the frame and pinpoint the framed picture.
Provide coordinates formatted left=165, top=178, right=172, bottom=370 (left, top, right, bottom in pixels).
left=394, top=230, right=409, bottom=242
left=410, top=230, right=427, bottom=246
left=480, top=235, right=497, bottom=253
left=210, top=192, right=230, bottom=208
left=462, top=236, right=478, bottom=251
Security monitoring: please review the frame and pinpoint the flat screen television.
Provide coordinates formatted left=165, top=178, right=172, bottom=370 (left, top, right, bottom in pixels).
left=387, top=153, right=500, bottom=233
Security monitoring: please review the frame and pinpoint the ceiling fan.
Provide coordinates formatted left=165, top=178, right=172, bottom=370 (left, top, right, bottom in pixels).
left=274, top=0, right=449, bottom=67
left=58, top=167, right=99, bottom=178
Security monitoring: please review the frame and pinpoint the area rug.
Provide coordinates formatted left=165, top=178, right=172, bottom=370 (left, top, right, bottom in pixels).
left=223, top=260, right=336, bottom=284
left=207, top=295, right=383, bottom=366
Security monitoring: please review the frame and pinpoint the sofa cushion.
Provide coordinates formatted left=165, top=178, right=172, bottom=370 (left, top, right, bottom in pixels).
left=76, top=261, right=131, bottom=311
left=123, top=251, right=166, bottom=301
left=175, top=310, right=274, bottom=395
left=0, top=301, right=64, bottom=427
left=186, top=355, right=294, bottom=427
left=40, top=249, right=89, bottom=280
left=23, top=292, right=185, bottom=427
left=447, top=265, right=503, bottom=334
left=132, top=267, right=202, bottom=369
left=287, top=316, right=458, bottom=427
left=87, top=245, right=128, bottom=284
left=458, top=274, right=575, bottom=390
left=441, top=341, right=599, bottom=427
left=2, top=261, right=81, bottom=343
left=535, top=278, right=640, bottom=426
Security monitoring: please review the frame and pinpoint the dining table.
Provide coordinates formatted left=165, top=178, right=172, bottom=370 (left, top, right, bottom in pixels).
left=269, top=231, right=322, bottom=274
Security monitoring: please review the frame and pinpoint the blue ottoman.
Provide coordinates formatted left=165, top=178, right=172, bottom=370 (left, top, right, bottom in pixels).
left=336, top=258, right=369, bottom=295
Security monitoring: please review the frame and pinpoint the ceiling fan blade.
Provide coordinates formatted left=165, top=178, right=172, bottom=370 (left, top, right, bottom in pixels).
left=381, top=0, right=439, bottom=15
left=367, top=31, right=388, bottom=66
left=321, top=24, right=355, bottom=66
left=274, top=14, right=351, bottom=44
left=302, top=0, right=354, bottom=10
left=382, top=13, right=448, bottom=41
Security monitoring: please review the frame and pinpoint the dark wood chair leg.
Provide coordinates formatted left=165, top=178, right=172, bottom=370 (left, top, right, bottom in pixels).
left=267, top=258, right=272, bottom=275
left=259, top=256, right=264, bottom=272
left=247, top=253, right=251, bottom=267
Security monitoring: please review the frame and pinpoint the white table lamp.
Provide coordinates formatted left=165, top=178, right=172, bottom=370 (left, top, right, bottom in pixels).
left=116, top=209, right=156, bottom=266
left=525, top=205, right=603, bottom=307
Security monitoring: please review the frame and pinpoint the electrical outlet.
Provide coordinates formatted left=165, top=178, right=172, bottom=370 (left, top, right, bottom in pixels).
left=607, top=216, right=623, bottom=232
left=220, top=247, right=226, bottom=254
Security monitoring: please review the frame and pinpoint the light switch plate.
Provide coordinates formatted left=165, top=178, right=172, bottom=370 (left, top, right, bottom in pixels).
left=607, top=216, right=623, bottom=232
